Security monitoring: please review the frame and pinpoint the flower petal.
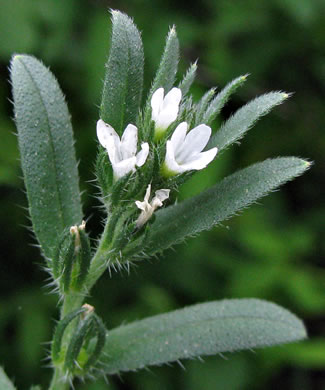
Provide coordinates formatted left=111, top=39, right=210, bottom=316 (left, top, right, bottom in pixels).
left=180, top=147, right=218, bottom=171
left=152, top=88, right=182, bottom=131
left=152, top=189, right=170, bottom=208
left=135, top=200, right=146, bottom=211
left=96, top=119, right=118, bottom=149
left=113, top=157, right=137, bottom=180
left=154, top=108, right=178, bottom=130
left=163, top=87, right=182, bottom=109
left=155, top=189, right=170, bottom=202
left=170, top=122, right=188, bottom=152
left=120, top=124, right=138, bottom=160
left=177, top=124, right=212, bottom=162
left=151, top=88, right=164, bottom=122
left=144, top=184, right=152, bottom=203
left=136, top=142, right=149, bottom=167
left=164, top=140, right=184, bottom=174
left=105, top=135, right=119, bottom=164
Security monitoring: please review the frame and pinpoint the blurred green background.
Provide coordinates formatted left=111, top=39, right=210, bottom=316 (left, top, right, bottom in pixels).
left=1, top=0, right=324, bottom=389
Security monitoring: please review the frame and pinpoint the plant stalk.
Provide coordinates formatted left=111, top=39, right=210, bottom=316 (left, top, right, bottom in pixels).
left=48, top=219, right=113, bottom=389
left=49, top=368, right=70, bottom=390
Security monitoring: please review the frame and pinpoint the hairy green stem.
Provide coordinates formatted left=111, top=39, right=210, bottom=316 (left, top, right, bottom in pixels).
left=85, top=220, right=114, bottom=290
left=49, top=368, right=70, bottom=390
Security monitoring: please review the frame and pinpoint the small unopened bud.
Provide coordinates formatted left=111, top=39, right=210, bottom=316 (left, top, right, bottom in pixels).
left=63, top=308, right=107, bottom=375
left=51, top=307, right=86, bottom=364
left=75, top=223, right=91, bottom=290
left=81, top=303, right=94, bottom=319
left=52, top=221, right=91, bottom=293
left=70, top=221, right=86, bottom=254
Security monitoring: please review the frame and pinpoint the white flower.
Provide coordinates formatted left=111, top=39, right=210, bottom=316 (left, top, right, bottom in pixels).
left=151, top=87, right=182, bottom=140
left=161, top=121, right=218, bottom=177
left=97, top=119, right=149, bottom=181
left=135, top=184, right=170, bottom=228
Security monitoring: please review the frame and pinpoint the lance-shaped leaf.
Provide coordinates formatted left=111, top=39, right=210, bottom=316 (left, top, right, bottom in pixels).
left=100, top=299, right=306, bottom=374
left=148, top=26, right=179, bottom=99
left=0, top=367, right=16, bottom=390
left=201, top=75, right=247, bottom=126
left=145, top=157, right=310, bottom=255
left=208, top=92, right=289, bottom=152
left=142, top=26, right=179, bottom=140
left=100, top=10, right=144, bottom=135
left=194, top=88, right=216, bottom=125
left=10, top=55, right=83, bottom=259
left=178, top=62, right=197, bottom=97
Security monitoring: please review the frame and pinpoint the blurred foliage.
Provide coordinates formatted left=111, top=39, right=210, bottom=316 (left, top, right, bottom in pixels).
left=0, top=0, right=324, bottom=389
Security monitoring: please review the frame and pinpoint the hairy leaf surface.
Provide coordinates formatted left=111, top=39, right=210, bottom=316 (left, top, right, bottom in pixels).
left=101, top=299, right=306, bottom=374
left=100, top=10, right=144, bottom=135
left=208, top=92, right=288, bottom=151
left=146, top=158, right=310, bottom=254
left=11, top=55, right=82, bottom=258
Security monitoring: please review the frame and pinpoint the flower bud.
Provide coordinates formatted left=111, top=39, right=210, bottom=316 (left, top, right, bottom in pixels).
left=52, top=221, right=91, bottom=293
left=71, top=222, right=91, bottom=291
left=63, top=305, right=107, bottom=376
left=52, top=227, right=75, bottom=292
left=51, top=307, right=87, bottom=364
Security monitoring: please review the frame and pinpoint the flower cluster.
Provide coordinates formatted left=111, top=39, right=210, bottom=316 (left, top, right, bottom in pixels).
left=97, top=87, right=218, bottom=225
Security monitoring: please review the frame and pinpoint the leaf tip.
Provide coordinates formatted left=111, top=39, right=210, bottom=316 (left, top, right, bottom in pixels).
left=302, top=159, right=312, bottom=169
left=12, top=54, right=23, bottom=61
left=10, top=54, right=36, bottom=70
left=167, top=24, right=178, bottom=42
left=10, top=54, right=25, bottom=69
left=110, top=8, right=119, bottom=17
left=294, top=157, right=312, bottom=171
left=169, top=24, right=177, bottom=34
left=290, top=318, right=308, bottom=343
left=110, top=8, right=134, bottom=25
left=299, top=322, right=308, bottom=340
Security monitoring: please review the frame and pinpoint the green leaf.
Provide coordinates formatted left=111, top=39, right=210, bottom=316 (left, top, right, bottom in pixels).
left=148, top=26, right=179, bottom=98
left=100, top=10, right=144, bottom=135
left=0, top=367, right=16, bottom=390
left=146, top=157, right=310, bottom=254
left=208, top=92, right=289, bottom=152
left=194, top=88, right=216, bottom=125
left=178, top=62, right=197, bottom=97
left=141, top=26, right=179, bottom=140
left=202, top=75, right=247, bottom=126
left=101, top=299, right=306, bottom=374
left=10, top=55, right=83, bottom=259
